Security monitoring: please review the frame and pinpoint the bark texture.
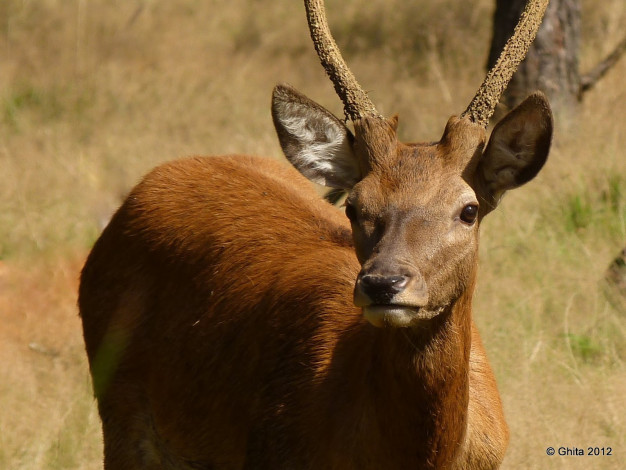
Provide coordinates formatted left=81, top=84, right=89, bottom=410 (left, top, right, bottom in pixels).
left=488, top=0, right=581, bottom=113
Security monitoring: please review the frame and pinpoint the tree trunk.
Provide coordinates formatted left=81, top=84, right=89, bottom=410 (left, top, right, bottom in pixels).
left=488, top=0, right=581, bottom=114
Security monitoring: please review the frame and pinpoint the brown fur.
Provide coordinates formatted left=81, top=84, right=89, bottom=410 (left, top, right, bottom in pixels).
left=79, top=0, right=554, bottom=464
left=80, top=151, right=511, bottom=469
left=79, top=82, right=554, bottom=468
left=79, top=81, right=553, bottom=468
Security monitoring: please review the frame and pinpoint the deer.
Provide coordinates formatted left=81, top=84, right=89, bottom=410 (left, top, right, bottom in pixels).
left=78, top=0, right=553, bottom=468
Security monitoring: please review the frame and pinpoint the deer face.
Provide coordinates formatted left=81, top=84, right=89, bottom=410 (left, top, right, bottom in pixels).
left=273, top=85, right=552, bottom=327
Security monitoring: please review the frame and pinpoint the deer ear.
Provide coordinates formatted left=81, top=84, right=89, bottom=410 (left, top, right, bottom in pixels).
left=478, top=92, right=553, bottom=207
left=272, top=84, right=360, bottom=189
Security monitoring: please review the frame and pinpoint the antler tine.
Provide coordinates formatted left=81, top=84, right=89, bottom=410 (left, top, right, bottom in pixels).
left=304, top=0, right=382, bottom=122
left=461, top=0, right=550, bottom=127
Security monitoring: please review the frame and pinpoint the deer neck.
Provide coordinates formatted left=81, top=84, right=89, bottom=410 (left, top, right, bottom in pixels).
left=369, top=282, right=474, bottom=467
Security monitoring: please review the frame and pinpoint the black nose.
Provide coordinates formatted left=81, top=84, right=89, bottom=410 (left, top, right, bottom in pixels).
left=359, top=274, right=408, bottom=304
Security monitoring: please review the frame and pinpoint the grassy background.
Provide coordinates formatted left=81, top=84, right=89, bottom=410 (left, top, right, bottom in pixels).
left=0, top=0, right=624, bottom=468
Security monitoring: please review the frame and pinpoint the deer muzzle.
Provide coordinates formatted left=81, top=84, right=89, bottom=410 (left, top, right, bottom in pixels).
left=354, top=271, right=432, bottom=327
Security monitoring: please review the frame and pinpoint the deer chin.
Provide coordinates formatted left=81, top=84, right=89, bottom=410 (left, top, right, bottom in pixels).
left=363, top=305, right=444, bottom=328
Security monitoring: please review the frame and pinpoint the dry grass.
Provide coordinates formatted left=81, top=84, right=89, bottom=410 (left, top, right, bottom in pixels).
left=0, top=0, right=624, bottom=468
left=0, top=256, right=102, bottom=468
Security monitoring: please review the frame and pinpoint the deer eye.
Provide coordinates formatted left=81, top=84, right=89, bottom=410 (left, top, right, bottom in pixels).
left=459, top=204, right=479, bottom=225
left=344, top=203, right=357, bottom=223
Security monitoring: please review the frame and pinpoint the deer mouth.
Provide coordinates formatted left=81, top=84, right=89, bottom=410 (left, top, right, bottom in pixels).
left=362, top=304, right=443, bottom=328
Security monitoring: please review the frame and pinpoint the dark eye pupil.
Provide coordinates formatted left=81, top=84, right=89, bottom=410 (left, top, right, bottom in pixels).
left=345, top=204, right=357, bottom=222
left=460, top=204, right=478, bottom=224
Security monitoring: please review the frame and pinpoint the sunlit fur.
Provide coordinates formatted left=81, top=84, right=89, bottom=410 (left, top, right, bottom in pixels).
left=79, top=86, right=551, bottom=469
left=79, top=152, right=512, bottom=469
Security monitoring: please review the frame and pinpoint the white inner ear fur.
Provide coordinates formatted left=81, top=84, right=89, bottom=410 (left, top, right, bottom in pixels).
left=277, top=102, right=359, bottom=189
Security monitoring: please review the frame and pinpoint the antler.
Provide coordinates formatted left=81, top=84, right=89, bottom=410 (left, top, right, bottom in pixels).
left=461, top=0, right=550, bottom=127
left=304, top=0, right=382, bottom=121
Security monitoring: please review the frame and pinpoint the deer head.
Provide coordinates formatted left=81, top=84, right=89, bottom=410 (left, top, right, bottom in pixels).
left=272, top=0, right=552, bottom=328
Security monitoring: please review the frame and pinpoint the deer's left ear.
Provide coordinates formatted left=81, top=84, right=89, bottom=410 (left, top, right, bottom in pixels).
left=477, top=92, right=553, bottom=209
left=272, top=84, right=359, bottom=189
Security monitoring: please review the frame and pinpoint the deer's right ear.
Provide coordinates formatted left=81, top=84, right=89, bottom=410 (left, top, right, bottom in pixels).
left=272, top=84, right=360, bottom=189
left=476, top=92, right=553, bottom=210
